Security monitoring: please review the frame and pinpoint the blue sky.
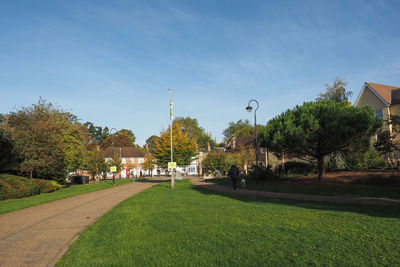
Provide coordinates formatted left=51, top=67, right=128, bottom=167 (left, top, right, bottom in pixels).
left=1, top=0, right=400, bottom=145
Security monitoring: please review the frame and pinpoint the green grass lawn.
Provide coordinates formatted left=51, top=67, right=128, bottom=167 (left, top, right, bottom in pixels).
left=57, top=180, right=400, bottom=266
left=0, top=179, right=134, bottom=215
left=207, top=178, right=400, bottom=199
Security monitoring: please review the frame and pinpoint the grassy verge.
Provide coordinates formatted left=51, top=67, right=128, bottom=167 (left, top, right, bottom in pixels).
left=0, top=179, right=134, bottom=215
left=207, top=178, right=400, bottom=199
left=57, top=180, right=400, bottom=266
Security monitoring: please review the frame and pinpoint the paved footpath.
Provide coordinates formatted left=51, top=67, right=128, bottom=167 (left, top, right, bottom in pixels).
left=0, top=181, right=161, bottom=267
left=191, top=178, right=400, bottom=206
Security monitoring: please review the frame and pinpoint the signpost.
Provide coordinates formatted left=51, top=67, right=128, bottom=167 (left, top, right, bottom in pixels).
left=110, top=165, right=117, bottom=185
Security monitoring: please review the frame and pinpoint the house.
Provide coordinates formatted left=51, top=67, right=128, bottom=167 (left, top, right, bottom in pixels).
left=103, top=147, right=145, bottom=178
left=354, top=82, right=400, bottom=129
left=355, top=82, right=400, bottom=163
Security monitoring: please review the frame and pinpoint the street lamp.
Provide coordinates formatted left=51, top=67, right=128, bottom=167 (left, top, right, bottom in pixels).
left=110, top=128, right=118, bottom=185
left=246, top=99, right=259, bottom=177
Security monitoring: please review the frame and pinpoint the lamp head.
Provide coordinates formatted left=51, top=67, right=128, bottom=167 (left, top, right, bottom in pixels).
left=246, top=105, right=253, bottom=112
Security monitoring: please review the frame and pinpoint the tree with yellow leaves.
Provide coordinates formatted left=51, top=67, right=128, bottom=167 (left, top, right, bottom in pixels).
left=152, top=122, right=197, bottom=168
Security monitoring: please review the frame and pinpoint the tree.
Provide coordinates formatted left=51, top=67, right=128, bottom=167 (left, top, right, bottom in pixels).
left=0, top=125, right=13, bottom=172
left=83, top=122, right=109, bottom=145
left=7, top=100, right=70, bottom=181
left=223, top=119, right=264, bottom=143
left=60, top=121, right=87, bottom=172
left=86, top=150, right=108, bottom=180
left=317, top=78, right=353, bottom=102
left=145, top=135, right=160, bottom=153
left=174, top=116, right=216, bottom=150
left=374, top=115, right=400, bottom=167
left=142, top=153, right=155, bottom=176
left=261, top=100, right=381, bottom=180
left=202, top=152, right=228, bottom=173
left=152, top=122, right=198, bottom=168
left=118, top=129, right=136, bottom=144
left=100, top=134, right=133, bottom=150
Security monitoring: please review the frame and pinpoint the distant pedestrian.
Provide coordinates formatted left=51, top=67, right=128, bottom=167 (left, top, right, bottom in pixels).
left=228, top=164, right=240, bottom=190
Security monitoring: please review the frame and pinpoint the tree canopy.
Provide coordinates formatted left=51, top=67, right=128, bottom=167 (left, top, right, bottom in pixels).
left=174, top=116, right=216, bottom=150
left=83, top=122, right=110, bottom=145
left=152, top=121, right=198, bottom=168
left=100, top=134, right=134, bottom=149
left=317, top=78, right=353, bottom=102
left=223, top=119, right=264, bottom=143
left=261, top=100, right=381, bottom=180
left=6, top=99, right=86, bottom=181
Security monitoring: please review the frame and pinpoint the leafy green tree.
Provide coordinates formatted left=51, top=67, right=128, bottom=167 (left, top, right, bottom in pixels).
left=223, top=119, right=264, bottom=143
left=317, top=78, right=353, bottom=102
left=86, top=150, right=108, bottom=179
left=202, top=152, right=228, bottom=173
left=261, top=100, right=381, bottom=180
left=152, top=122, right=198, bottom=168
left=7, top=100, right=69, bottom=181
left=0, top=125, right=13, bottom=172
left=61, top=121, right=87, bottom=172
left=83, top=122, right=109, bottom=145
left=145, top=135, right=160, bottom=153
left=118, top=129, right=136, bottom=144
left=174, top=116, right=216, bottom=150
left=373, top=115, right=400, bottom=167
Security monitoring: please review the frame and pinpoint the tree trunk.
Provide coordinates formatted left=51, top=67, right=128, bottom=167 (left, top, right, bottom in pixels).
left=317, top=156, right=325, bottom=181
left=30, top=170, right=33, bottom=179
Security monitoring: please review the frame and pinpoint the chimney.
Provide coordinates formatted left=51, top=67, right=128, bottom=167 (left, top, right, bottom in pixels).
left=145, top=143, right=149, bottom=152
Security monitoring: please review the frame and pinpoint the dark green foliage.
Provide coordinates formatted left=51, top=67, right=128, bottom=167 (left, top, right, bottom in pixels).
left=117, top=129, right=136, bottom=144
left=343, top=147, right=385, bottom=170
left=248, top=165, right=278, bottom=180
left=275, top=161, right=316, bottom=175
left=223, top=119, right=260, bottom=142
left=0, top=128, right=14, bottom=172
left=261, top=100, right=382, bottom=180
left=83, top=122, right=110, bottom=145
left=145, top=135, right=159, bottom=153
left=174, top=116, right=216, bottom=150
left=0, top=173, right=56, bottom=200
left=7, top=99, right=71, bottom=181
left=202, top=152, right=229, bottom=173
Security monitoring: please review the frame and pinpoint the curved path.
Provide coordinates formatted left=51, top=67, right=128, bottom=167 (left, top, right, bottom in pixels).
left=191, top=178, right=400, bottom=206
left=0, top=180, right=162, bottom=266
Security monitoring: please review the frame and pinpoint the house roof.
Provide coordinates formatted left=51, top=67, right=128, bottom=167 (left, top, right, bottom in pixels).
left=366, top=82, right=400, bottom=105
left=103, top=147, right=145, bottom=158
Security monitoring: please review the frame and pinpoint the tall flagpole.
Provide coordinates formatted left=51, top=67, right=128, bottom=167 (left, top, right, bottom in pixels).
left=169, top=88, right=175, bottom=189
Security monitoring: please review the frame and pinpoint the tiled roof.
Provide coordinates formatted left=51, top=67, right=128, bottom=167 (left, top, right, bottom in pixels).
left=103, top=147, right=145, bottom=158
left=366, top=82, right=400, bottom=104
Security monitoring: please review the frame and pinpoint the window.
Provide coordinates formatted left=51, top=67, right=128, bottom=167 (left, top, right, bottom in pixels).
left=375, top=109, right=383, bottom=119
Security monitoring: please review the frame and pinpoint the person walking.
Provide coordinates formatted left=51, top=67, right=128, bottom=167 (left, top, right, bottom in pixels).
left=228, top=164, right=240, bottom=190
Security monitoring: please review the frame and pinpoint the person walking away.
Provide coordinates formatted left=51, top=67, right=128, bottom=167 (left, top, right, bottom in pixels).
left=228, top=164, right=240, bottom=190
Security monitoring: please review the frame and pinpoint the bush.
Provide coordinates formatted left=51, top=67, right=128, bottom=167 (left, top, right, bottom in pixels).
left=274, top=161, right=315, bottom=176
left=248, top=165, right=279, bottom=181
left=0, top=173, right=61, bottom=200
left=353, top=174, right=400, bottom=186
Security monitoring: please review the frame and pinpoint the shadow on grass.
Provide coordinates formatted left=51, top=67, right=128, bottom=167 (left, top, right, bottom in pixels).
left=190, top=184, right=400, bottom=219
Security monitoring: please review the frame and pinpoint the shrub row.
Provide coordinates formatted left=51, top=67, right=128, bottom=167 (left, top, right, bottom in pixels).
left=0, top=173, right=64, bottom=200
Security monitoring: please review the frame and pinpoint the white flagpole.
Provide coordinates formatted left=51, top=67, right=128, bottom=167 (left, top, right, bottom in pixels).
left=169, top=88, right=175, bottom=189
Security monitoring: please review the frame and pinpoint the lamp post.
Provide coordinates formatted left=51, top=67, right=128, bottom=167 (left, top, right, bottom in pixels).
left=110, top=128, right=118, bottom=185
left=246, top=99, right=259, bottom=179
